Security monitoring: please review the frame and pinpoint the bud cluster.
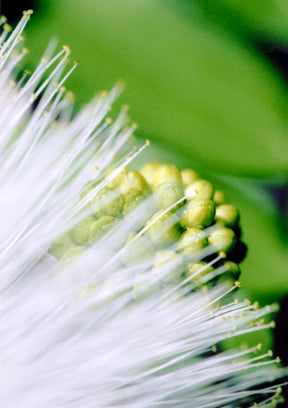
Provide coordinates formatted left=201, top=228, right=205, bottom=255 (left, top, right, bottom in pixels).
left=51, top=160, right=244, bottom=298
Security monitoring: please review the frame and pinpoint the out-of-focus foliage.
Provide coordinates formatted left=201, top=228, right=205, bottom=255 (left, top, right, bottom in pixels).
left=188, top=0, right=288, bottom=42
left=23, top=0, right=288, bottom=303
left=25, top=0, right=288, bottom=177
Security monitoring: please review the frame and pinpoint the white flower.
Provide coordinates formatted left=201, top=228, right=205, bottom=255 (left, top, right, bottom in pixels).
left=0, top=11, right=285, bottom=408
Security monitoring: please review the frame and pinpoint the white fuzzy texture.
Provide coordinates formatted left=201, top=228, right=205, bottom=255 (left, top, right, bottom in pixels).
left=0, top=12, right=285, bottom=408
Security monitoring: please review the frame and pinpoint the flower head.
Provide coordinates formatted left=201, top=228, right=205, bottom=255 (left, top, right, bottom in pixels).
left=0, top=11, right=286, bottom=408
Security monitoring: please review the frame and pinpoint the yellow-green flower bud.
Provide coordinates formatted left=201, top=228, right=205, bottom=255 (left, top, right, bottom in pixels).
left=121, top=233, right=155, bottom=266
left=213, top=190, right=226, bottom=205
left=102, top=269, right=133, bottom=302
left=91, top=187, right=124, bottom=218
left=88, top=216, right=120, bottom=245
left=79, top=181, right=100, bottom=209
left=123, top=189, right=146, bottom=217
left=50, top=232, right=75, bottom=258
left=152, top=163, right=182, bottom=189
left=145, top=210, right=180, bottom=248
left=70, top=216, right=96, bottom=245
left=140, top=161, right=161, bottom=186
left=186, top=261, right=214, bottom=282
left=215, top=204, right=239, bottom=227
left=178, top=227, right=207, bottom=258
left=185, top=179, right=214, bottom=201
left=119, top=170, right=150, bottom=196
left=154, top=181, right=185, bottom=211
left=106, top=166, right=128, bottom=189
left=217, top=261, right=241, bottom=284
left=224, top=261, right=240, bottom=275
left=60, top=245, right=86, bottom=262
left=133, top=272, right=160, bottom=302
left=78, top=284, right=98, bottom=300
left=181, top=198, right=215, bottom=228
left=181, top=169, right=199, bottom=186
left=208, top=227, right=236, bottom=253
left=154, top=250, right=183, bottom=283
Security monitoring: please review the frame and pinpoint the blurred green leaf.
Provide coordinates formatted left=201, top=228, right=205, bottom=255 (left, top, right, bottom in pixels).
left=26, top=0, right=288, bottom=178
left=189, top=0, right=288, bottom=43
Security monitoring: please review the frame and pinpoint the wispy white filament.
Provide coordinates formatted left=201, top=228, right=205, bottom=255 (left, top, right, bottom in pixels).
left=0, top=11, right=285, bottom=408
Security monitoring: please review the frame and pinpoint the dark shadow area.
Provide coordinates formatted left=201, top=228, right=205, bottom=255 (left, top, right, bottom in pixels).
left=260, top=42, right=288, bottom=85
left=273, top=294, right=288, bottom=407
left=0, top=0, right=37, bottom=24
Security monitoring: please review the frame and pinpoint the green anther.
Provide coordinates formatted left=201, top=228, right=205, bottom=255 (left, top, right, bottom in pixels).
left=213, top=190, right=226, bottom=205
left=186, top=261, right=214, bottom=283
left=70, top=216, right=96, bottom=245
left=215, top=204, right=239, bottom=227
left=133, top=272, right=160, bottom=302
left=208, top=227, right=236, bottom=253
left=91, top=186, right=124, bottom=218
left=181, top=169, right=199, bottom=186
left=120, top=233, right=155, bottom=266
left=50, top=232, right=75, bottom=258
left=154, top=181, right=185, bottom=211
left=140, top=161, right=161, bottom=186
left=145, top=209, right=181, bottom=248
left=177, top=227, right=207, bottom=258
left=153, top=250, right=183, bottom=283
left=152, top=163, right=182, bottom=189
left=60, top=245, right=86, bottom=262
left=185, top=179, right=214, bottom=201
left=88, top=216, right=120, bottom=245
left=123, top=189, right=147, bottom=217
left=181, top=198, right=215, bottom=228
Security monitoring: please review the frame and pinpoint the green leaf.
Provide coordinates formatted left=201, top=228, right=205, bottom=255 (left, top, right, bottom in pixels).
left=26, top=0, right=288, bottom=177
left=189, top=0, right=288, bottom=43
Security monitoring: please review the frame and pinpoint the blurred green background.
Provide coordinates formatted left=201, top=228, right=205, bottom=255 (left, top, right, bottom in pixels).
left=3, top=0, right=288, bottom=309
